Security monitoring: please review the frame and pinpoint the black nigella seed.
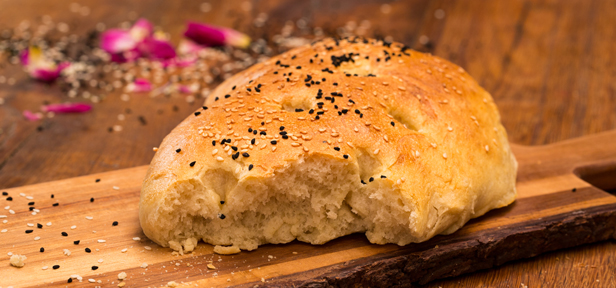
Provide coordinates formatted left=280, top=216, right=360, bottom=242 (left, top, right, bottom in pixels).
left=28, top=202, right=34, bottom=206
left=26, top=230, right=33, bottom=234
left=219, top=214, right=226, bottom=219
left=51, top=194, right=54, bottom=198
left=251, top=138, right=255, bottom=145
left=62, top=232, right=68, bottom=236
left=248, top=128, right=253, bottom=132
left=271, top=140, right=277, bottom=145
left=220, top=201, right=225, bottom=205
left=176, top=148, right=181, bottom=153
left=1, top=192, right=6, bottom=196
left=391, top=121, right=395, bottom=126
left=68, top=278, right=73, bottom=283
left=242, top=153, right=250, bottom=158
left=369, top=177, right=374, bottom=182
left=74, top=240, right=80, bottom=245
left=53, top=265, right=60, bottom=270
left=112, top=221, right=118, bottom=226
left=90, top=197, right=94, bottom=202
left=279, top=126, right=285, bottom=131
left=85, top=248, right=91, bottom=253
left=249, top=164, right=254, bottom=171
left=37, top=223, right=43, bottom=229
left=224, top=94, right=230, bottom=98
left=361, top=180, right=366, bottom=184
left=202, top=106, right=208, bottom=110
left=6, top=197, right=12, bottom=201
left=194, top=111, right=201, bottom=116
left=95, top=179, right=100, bottom=183
left=343, top=155, right=349, bottom=159
left=29, top=207, right=35, bottom=211
left=572, top=188, right=577, bottom=192
left=40, top=247, right=44, bottom=252
left=190, top=161, right=196, bottom=167
left=381, top=175, right=387, bottom=178
left=53, top=203, right=59, bottom=206
left=334, top=147, right=340, bottom=151
left=92, top=266, right=98, bottom=270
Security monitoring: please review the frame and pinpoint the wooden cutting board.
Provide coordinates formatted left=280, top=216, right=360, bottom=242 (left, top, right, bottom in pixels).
left=1, top=130, right=615, bottom=288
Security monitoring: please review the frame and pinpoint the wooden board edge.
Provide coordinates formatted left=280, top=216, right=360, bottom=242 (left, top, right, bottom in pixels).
left=238, top=203, right=616, bottom=288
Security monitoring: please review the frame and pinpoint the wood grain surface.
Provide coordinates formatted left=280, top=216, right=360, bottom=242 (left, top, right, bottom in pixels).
left=1, top=0, right=615, bottom=287
left=1, top=130, right=615, bottom=287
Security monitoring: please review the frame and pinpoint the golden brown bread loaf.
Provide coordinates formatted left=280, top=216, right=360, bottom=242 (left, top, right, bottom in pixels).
left=139, top=37, right=517, bottom=252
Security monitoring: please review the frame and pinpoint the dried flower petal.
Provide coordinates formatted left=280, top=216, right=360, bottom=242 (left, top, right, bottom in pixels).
left=138, top=37, right=176, bottom=60
left=21, top=46, right=69, bottom=82
left=23, top=110, right=42, bottom=121
left=42, top=103, right=92, bottom=113
left=100, top=29, right=137, bottom=54
left=126, top=78, right=152, bottom=93
left=184, top=22, right=250, bottom=48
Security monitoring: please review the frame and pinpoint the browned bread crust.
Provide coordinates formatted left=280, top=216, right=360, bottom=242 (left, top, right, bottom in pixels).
left=140, top=37, right=517, bottom=251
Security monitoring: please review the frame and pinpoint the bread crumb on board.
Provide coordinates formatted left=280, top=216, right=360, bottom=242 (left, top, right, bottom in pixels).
left=118, top=271, right=127, bottom=280
left=10, top=254, right=27, bottom=267
left=167, top=281, right=178, bottom=287
left=214, top=245, right=241, bottom=255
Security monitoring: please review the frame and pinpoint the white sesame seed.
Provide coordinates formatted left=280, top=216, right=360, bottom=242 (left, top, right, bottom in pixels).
left=26, top=196, right=33, bottom=200
left=272, top=146, right=277, bottom=152
left=89, top=279, right=96, bottom=283
left=98, top=239, right=106, bottom=243
left=216, top=156, right=224, bottom=162
left=443, top=153, right=448, bottom=159
left=303, top=147, right=309, bottom=152
left=354, top=127, right=359, bottom=132
left=398, top=86, right=406, bottom=91
left=112, top=186, right=120, bottom=190
left=212, top=149, right=218, bottom=155
left=447, top=126, right=453, bottom=132
left=318, top=128, right=327, bottom=133
left=19, top=193, right=25, bottom=197
left=71, top=225, right=77, bottom=230
left=9, top=210, right=14, bottom=214
left=1, top=229, right=7, bottom=233
left=27, top=223, right=34, bottom=227
left=144, top=246, right=152, bottom=251
left=383, top=135, right=389, bottom=142
left=121, top=248, right=128, bottom=253
left=133, top=237, right=141, bottom=241
left=331, top=132, right=339, bottom=137
left=291, top=142, right=300, bottom=147
left=46, top=222, right=52, bottom=226
left=98, top=259, right=104, bottom=263
left=34, top=236, right=40, bottom=241
left=42, top=266, right=48, bottom=270
left=485, top=145, right=490, bottom=152
left=86, top=216, right=93, bottom=220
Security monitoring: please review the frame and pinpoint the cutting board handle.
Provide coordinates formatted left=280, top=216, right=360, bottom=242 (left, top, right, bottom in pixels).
left=512, top=130, right=616, bottom=191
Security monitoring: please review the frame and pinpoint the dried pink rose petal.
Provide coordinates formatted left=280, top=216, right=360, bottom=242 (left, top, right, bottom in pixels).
left=100, top=29, right=137, bottom=54
left=23, top=110, right=42, bottom=121
left=126, top=78, right=152, bottom=93
left=138, top=37, right=176, bottom=60
left=183, top=22, right=250, bottom=48
left=177, top=39, right=204, bottom=55
left=101, top=18, right=176, bottom=63
left=21, top=46, right=69, bottom=82
left=42, top=103, right=92, bottom=113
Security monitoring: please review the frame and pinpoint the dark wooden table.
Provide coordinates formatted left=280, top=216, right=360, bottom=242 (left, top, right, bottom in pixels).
left=1, top=0, right=614, bottom=287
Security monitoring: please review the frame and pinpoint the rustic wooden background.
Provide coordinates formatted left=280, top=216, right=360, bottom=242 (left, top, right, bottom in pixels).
left=0, top=0, right=614, bottom=287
